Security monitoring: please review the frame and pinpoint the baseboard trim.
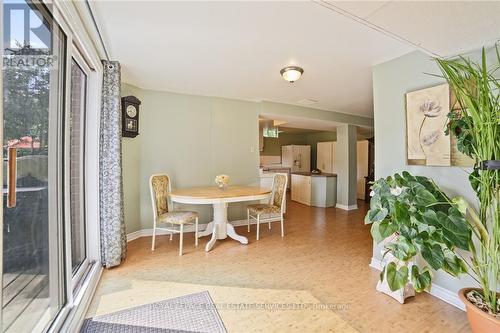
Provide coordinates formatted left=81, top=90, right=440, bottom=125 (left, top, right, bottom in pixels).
left=335, top=203, right=358, bottom=211
left=369, top=257, right=465, bottom=311
left=127, top=219, right=259, bottom=242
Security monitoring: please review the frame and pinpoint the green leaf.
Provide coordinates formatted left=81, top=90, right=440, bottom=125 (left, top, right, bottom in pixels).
left=380, top=265, right=386, bottom=282
left=421, top=210, right=440, bottom=227
left=386, top=262, right=409, bottom=291
left=415, top=188, right=437, bottom=206
left=385, top=239, right=416, bottom=261
left=400, top=225, right=417, bottom=240
left=442, top=248, right=468, bottom=276
left=364, top=211, right=373, bottom=225
left=368, top=207, right=388, bottom=223
left=411, top=266, right=432, bottom=292
left=402, top=171, right=416, bottom=182
left=469, top=169, right=480, bottom=195
left=436, top=211, right=470, bottom=250
left=394, top=173, right=407, bottom=187
left=447, top=207, right=470, bottom=235
left=416, top=220, right=436, bottom=235
left=379, top=219, right=397, bottom=239
left=370, top=221, right=383, bottom=243
left=421, top=243, right=445, bottom=270
left=394, top=201, right=410, bottom=224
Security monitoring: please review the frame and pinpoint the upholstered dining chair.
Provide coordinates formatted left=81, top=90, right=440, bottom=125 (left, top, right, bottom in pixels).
left=246, top=173, right=288, bottom=240
left=149, top=174, right=198, bottom=255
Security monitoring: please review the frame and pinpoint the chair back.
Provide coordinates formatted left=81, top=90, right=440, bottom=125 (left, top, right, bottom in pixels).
left=149, top=174, right=171, bottom=219
left=270, top=173, right=288, bottom=211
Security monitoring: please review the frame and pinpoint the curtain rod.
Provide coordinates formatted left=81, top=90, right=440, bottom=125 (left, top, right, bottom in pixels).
left=85, top=0, right=110, bottom=61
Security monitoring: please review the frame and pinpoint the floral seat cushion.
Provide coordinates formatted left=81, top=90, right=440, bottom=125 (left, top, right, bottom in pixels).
left=247, top=204, right=281, bottom=215
left=158, top=211, right=198, bottom=225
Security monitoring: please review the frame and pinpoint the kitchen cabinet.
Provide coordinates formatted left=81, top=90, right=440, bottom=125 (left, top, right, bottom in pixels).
left=291, top=174, right=311, bottom=206
left=316, top=141, right=337, bottom=173
left=282, top=145, right=310, bottom=173
left=291, top=173, right=337, bottom=207
left=259, top=128, right=264, bottom=152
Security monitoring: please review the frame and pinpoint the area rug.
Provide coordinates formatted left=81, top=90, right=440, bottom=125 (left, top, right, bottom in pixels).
left=81, top=291, right=227, bottom=333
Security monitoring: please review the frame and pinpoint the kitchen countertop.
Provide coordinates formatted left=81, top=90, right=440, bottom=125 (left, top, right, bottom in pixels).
left=292, top=172, right=337, bottom=177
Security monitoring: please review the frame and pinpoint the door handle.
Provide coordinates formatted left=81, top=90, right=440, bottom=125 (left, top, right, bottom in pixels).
left=7, top=147, right=17, bottom=208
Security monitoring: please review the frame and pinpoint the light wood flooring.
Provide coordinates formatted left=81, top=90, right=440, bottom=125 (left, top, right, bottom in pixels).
left=88, top=197, right=471, bottom=332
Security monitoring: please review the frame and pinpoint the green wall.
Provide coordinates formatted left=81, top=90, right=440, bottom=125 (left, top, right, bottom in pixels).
left=371, top=49, right=500, bottom=296
left=122, top=83, right=143, bottom=233
left=260, top=133, right=308, bottom=156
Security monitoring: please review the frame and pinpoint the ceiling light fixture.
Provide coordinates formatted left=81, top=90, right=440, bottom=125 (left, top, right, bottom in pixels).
left=280, top=66, right=304, bottom=83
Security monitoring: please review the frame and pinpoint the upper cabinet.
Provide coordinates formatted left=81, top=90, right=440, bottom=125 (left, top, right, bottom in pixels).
left=317, top=141, right=336, bottom=173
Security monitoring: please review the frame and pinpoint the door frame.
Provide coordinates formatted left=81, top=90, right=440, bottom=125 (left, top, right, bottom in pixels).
left=65, top=44, right=93, bottom=296
left=0, top=2, right=4, bottom=330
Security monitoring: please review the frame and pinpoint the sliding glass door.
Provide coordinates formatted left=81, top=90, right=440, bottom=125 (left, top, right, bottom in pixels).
left=68, top=55, right=89, bottom=285
left=2, top=1, right=76, bottom=331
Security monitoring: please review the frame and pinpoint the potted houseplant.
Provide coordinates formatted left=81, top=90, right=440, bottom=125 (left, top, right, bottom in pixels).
left=366, top=172, right=471, bottom=300
left=434, top=47, right=499, bottom=331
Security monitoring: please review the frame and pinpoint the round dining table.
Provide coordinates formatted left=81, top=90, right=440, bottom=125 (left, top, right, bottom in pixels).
left=170, top=186, right=271, bottom=252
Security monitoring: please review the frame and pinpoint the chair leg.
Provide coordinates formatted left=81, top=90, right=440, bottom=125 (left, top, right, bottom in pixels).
left=151, top=223, right=156, bottom=251
left=179, top=224, right=184, bottom=256
left=247, top=209, right=250, bottom=232
left=268, top=220, right=271, bottom=230
left=256, top=214, right=260, bottom=241
left=170, top=223, right=173, bottom=241
left=281, top=215, right=284, bottom=237
left=195, top=217, right=199, bottom=246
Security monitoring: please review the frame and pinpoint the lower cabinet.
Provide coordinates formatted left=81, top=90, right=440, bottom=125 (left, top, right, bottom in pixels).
left=291, top=174, right=311, bottom=206
left=291, top=174, right=337, bottom=207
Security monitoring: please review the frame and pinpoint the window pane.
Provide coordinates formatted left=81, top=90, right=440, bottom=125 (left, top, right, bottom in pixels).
left=69, top=60, right=87, bottom=274
left=2, top=1, right=65, bottom=331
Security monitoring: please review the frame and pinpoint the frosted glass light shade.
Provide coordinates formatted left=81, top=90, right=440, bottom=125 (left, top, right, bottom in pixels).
left=280, top=66, right=303, bottom=83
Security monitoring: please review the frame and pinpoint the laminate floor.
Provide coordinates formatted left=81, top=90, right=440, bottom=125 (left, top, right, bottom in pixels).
left=88, top=198, right=470, bottom=333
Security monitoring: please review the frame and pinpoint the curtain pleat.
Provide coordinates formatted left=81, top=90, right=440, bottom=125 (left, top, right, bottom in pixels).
left=99, top=60, right=126, bottom=268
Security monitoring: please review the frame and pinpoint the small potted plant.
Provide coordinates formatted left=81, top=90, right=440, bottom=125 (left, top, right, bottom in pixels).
left=434, top=46, right=499, bottom=332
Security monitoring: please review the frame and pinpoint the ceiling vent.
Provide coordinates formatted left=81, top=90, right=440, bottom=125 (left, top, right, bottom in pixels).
left=298, top=98, right=319, bottom=106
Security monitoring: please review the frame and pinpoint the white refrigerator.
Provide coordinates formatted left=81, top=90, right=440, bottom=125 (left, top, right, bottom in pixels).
left=281, top=145, right=311, bottom=173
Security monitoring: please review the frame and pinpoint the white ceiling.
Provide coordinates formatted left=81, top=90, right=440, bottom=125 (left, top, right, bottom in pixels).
left=91, top=1, right=500, bottom=119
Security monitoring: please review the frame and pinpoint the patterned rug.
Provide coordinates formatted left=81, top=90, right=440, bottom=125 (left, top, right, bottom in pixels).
left=81, top=291, right=227, bottom=333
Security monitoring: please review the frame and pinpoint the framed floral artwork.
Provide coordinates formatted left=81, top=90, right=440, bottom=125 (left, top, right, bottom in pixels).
left=406, top=83, right=451, bottom=166
left=405, top=83, right=474, bottom=167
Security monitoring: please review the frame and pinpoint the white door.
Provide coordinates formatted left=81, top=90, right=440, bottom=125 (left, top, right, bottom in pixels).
left=357, top=140, right=369, bottom=200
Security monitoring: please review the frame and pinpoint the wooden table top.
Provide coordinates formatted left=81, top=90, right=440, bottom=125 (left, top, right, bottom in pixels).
left=170, top=185, right=271, bottom=199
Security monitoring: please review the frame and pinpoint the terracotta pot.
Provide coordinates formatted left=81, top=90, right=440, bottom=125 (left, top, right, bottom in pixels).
left=458, top=288, right=500, bottom=333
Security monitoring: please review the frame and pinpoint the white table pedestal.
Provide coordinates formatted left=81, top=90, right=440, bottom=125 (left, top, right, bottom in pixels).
left=198, top=203, right=248, bottom=252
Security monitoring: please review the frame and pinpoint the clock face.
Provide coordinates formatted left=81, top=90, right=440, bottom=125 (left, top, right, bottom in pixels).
left=126, top=104, right=137, bottom=118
